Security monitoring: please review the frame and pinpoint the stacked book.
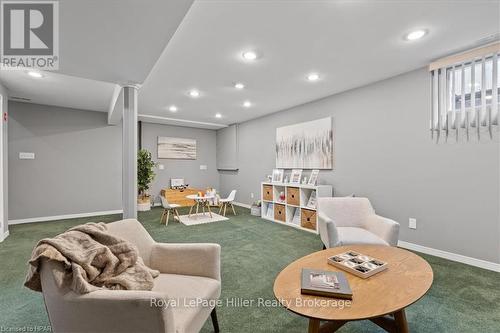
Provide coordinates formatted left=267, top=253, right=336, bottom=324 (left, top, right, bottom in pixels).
left=300, top=269, right=352, bottom=299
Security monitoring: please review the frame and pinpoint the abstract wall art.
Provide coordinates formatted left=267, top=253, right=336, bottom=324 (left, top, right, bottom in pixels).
left=157, top=136, right=197, bottom=159
left=276, top=117, right=333, bottom=169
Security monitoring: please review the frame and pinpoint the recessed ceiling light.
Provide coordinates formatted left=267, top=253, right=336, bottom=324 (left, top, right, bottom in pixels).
left=243, top=101, right=252, bottom=108
left=405, top=29, right=427, bottom=41
left=27, top=71, right=43, bottom=78
left=215, top=113, right=222, bottom=118
left=307, top=73, right=320, bottom=81
left=234, top=82, right=245, bottom=89
left=242, top=51, right=258, bottom=61
left=188, top=89, right=200, bottom=98
left=168, top=105, right=178, bottom=112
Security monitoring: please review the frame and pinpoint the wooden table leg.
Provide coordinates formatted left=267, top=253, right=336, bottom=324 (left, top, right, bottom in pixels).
left=195, top=201, right=199, bottom=215
left=188, top=203, right=194, bottom=217
left=308, top=319, right=320, bottom=333
left=207, top=202, right=213, bottom=218
left=394, top=309, right=409, bottom=333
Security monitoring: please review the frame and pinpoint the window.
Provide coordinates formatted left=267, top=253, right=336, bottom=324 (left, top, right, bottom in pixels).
left=430, top=43, right=499, bottom=141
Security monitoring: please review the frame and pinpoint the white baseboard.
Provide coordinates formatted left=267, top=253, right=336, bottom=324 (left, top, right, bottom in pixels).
left=9, top=210, right=124, bottom=225
left=232, top=201, right=252, bottom=209
left=0, top=230, right=8, bottom=242
left=398, top=240, right=500, bottom=273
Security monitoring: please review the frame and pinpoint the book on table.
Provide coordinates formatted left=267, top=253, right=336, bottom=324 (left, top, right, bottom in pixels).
left=300, top=268, right=352, bottom=299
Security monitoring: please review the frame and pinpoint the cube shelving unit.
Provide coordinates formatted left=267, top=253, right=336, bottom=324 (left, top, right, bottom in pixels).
left=260, top=181, right=333, bottom=233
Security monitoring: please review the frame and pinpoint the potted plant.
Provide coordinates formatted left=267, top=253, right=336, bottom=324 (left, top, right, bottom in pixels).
left=137, top=149, right=156, bottom=211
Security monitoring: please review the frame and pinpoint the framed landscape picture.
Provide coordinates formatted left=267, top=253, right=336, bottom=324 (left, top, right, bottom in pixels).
left=276, top=117, right=334, bottom=169
left=158, top=136, right=197, bottom=159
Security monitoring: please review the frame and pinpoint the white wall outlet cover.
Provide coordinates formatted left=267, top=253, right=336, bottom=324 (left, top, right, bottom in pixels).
left=158, top=164, right=164, bottom=170
left=200, top=165, right=207, bottom=170
left=19, top=152, right=35, bottom=160
left=409, top=218, right=417, bottom=229
left=250, top=193, right=254, bottom=198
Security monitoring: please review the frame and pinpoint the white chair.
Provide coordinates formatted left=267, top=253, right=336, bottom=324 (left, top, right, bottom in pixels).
left=160, top=195, right=181, bottom=225
left=317, top=197, right=399, bottom=248
left=39, top=219, right=221, bottom=333
left=218, top=190, right=236, bottom=216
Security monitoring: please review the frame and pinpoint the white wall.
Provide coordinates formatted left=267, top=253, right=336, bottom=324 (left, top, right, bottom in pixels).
left=8, top=102, right=123, bottom=221
left=0, top=83, right=8, bottom=239
left=141, top=122, right=219, bottom=204
left=219, top=68, right=500, bottom=264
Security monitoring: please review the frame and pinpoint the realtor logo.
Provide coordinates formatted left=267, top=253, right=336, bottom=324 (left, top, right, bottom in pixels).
left=1, top=1, right=59, bottom=70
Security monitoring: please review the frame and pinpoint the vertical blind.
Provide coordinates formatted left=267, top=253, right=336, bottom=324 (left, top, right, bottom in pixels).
left=429, top=43, right=500, bottom=141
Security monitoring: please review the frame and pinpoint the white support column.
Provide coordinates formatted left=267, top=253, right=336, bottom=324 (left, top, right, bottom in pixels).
left=122, top=86, right=138, bottom=219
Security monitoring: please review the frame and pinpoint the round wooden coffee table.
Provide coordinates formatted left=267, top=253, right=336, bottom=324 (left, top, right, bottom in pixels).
left=273, top=245, right=433, bottom=333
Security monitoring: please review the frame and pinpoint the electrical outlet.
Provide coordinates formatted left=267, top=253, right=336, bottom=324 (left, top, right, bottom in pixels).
left=158, top=164, right=164, bottom=170
left=409, top=218, right=417, bottom=229
left=250, top=193, right=254, bottom=199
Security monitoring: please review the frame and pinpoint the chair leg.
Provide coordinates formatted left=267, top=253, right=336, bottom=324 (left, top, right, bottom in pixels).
left=230, top=202, right=236, bottom=215
left=160, top=209, right=166, bottom=224
left=166, top=209, right=170, bottom=226
left=223, top=203, right=227, bottom=216
left=211, top=308, right=220, bottom=333
left=174, top=209, right=180, bottom=221
left=218, top=204, right=223, bottom=214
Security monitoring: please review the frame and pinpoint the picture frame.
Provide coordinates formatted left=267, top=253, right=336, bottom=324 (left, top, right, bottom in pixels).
left=308, top=169, right=319, bottom=185
left=272, top=169, right=284, bottom=183
left=290, top=169, right=303, bottom=184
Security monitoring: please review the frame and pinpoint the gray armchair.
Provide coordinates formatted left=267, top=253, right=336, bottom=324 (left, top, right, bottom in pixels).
left=39, top=219, right=221, bottom=333
left=317, top=197, right=399, bottom=248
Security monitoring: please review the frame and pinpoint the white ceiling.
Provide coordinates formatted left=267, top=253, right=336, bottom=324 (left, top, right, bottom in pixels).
left=139, top=0, right=500, bottom=126
left=1, top=0, right=499, bottom=126
left=0, top=0, right=194, bottom=112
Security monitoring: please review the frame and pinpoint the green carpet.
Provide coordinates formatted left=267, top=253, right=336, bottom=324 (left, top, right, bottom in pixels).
left=0, top=206, right=499, bottom=332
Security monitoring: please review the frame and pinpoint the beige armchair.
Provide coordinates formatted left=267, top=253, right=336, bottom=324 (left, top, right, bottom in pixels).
left=317, top=197, right=400, bottom=248
left=39, top=219, right=221, bottom=333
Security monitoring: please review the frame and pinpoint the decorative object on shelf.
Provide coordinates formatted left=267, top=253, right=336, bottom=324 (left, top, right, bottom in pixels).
left=291, top=208, right=300, bottom=225
left=266, top=203, right=274, bottom=218
left=279, top=191, right=286, bottom=202
left=290, top=169, right=302, bottom=184
left=272, top=169, right=284, bottom=183
left=283, top=176, right=289, bottom=183
left=327, top=251, right=388, bottom=279
left=308, top=169, right=319, bottom=185
left=307, top=191, right=317, bottom=209
left=137, top=149, right=156, bottom=211
left=158, top=136, right=197, bottom=159
left=276, top=117, right=334, bottom=169
left=266, top=175, right=272, bottom=182
left=302, top=177, right=308, bottom=184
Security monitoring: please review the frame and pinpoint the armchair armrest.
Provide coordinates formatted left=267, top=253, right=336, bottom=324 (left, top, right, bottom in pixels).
left=150, top=243, right=221, bottom=281
left=318, top=212, right=340, bottom=248
left=60, top=290, right=175, bottom=333
left=364, top=214, right=400, bottom=246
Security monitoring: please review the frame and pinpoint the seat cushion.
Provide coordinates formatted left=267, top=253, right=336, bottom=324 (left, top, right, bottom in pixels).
left=152, top=273, right=221, bottom=333
left=336, top=227, right=389, bottom=246
left=168, top=204, right=181, bottom=208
